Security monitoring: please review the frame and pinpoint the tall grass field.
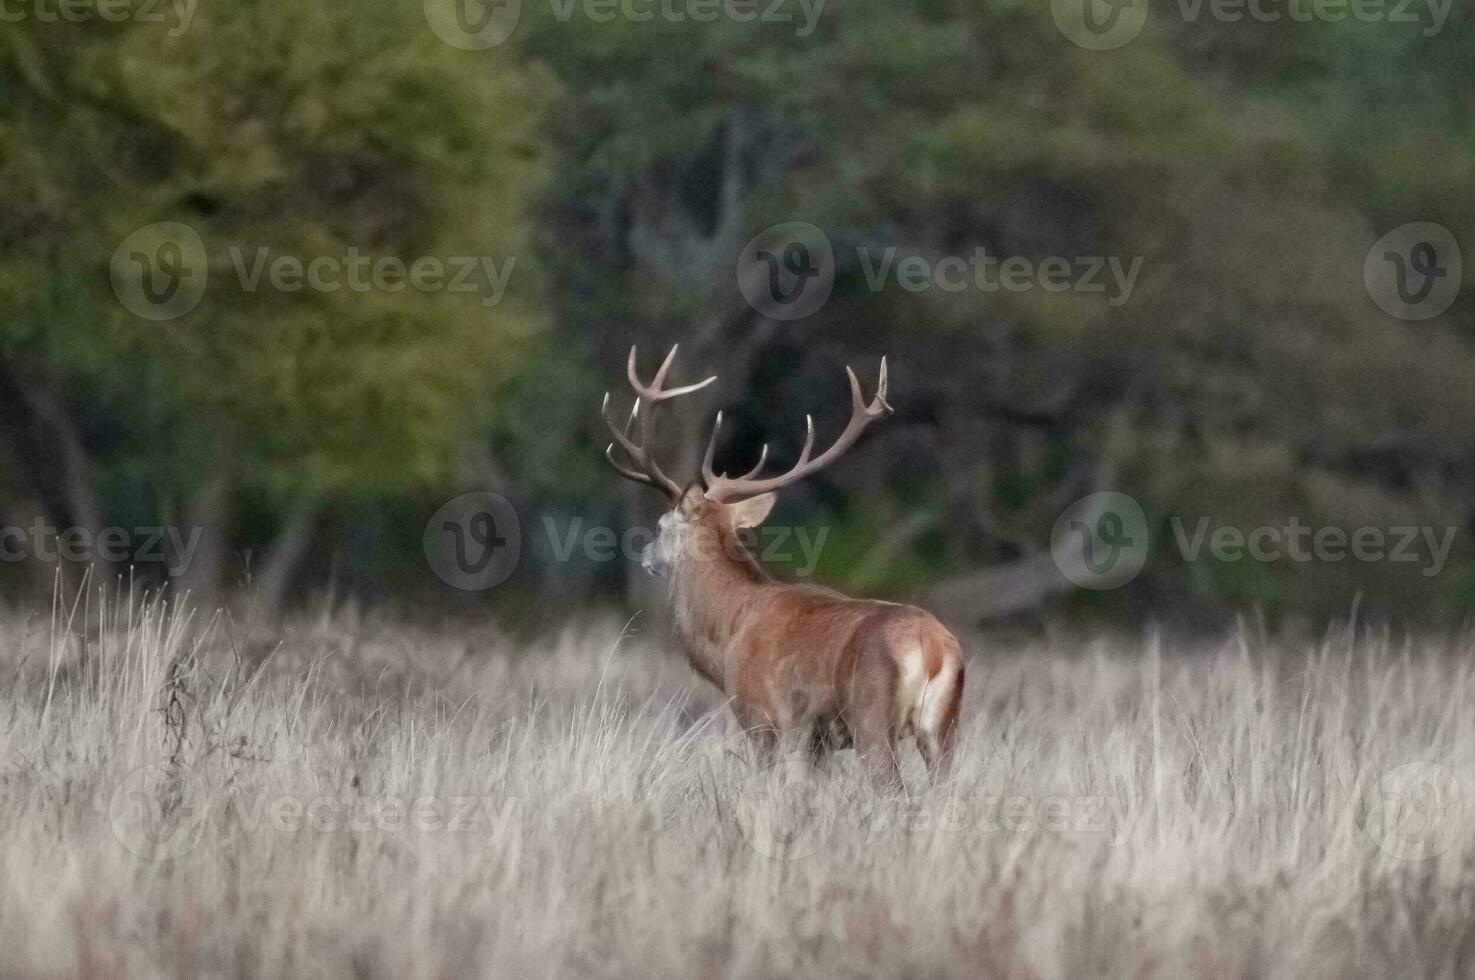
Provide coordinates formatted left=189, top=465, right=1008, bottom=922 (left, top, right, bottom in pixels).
left=0, top=592, right=1470, bottom=978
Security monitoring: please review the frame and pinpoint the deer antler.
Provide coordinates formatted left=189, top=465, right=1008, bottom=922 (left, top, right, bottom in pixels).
left=702, top=359, right=891, bottom=503
left=602, top=345, right=717, bottom=501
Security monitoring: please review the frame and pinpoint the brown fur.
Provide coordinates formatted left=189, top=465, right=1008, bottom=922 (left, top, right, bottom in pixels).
left=665, top=487, right=965, bottom=782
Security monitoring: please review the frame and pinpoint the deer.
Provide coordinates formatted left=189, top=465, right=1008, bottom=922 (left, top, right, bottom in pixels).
left=601, top=344, right=965, bottom=783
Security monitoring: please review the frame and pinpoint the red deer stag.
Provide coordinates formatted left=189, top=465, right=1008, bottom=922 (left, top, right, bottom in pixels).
left=602, top=345, right=965, bottom=781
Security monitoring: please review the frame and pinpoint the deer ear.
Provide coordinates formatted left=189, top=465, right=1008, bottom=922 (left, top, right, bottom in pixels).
left=678, top=483, right=705, bottom=515
left=727, top=492, right=776, bottom=528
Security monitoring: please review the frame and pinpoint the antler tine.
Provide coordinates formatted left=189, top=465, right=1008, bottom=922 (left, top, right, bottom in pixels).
left=702, top=360, right=893, bottom=503
left=604, top=444, right=655, bottom=486
left=845, top=356, right=892, bottom=418
left=604, top=346, right=718, bottom=500
left=631, top=345, right=716, bottom=489
left=650, top=344, right=679, bottom=389
left=649, top=348, right=704, bottom=490
left=797, top=415, right=816, bottom=467
left=602, top=392, right=663, bottom=488
left=629, top=345, right=718, bottom=402
left=737, top=443, right=769, bottom=481
left=700, top=410, right=771, bottom=485
left=701, top=411, right=724, bottom=485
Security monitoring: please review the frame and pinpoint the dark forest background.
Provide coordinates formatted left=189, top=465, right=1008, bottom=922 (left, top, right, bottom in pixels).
left=2, top=0, right=1473, bottom=630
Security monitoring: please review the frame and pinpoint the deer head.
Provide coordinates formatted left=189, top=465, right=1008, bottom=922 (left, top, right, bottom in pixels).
left=601, top=344, right=891, bottom=578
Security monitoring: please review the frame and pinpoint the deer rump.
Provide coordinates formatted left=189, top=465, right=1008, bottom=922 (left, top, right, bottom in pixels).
left=720, top=589, right=965, bottom=772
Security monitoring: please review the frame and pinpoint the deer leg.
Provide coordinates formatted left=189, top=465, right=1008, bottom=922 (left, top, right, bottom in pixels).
left=917, top=730, right=956, bottom=783
left=732, top=702, right=779, bottom=766
left=853, top=720, right=902, bottom=789
left=849, top=659, right=903, bottom=790
left=805, top=722, right=828, bottom=768
left=917, top=733, right=941, bottom=777
left=749, top=727, right=778, bottom=767
left=805, top=715, right=850, bottom=773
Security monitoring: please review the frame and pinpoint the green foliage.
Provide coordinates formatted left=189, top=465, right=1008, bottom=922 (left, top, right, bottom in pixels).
left=2, top=1, right=551, bottom=508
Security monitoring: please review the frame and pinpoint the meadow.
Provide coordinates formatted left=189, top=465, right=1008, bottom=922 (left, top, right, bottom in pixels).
left=0, top=591, right=1470, bottom=978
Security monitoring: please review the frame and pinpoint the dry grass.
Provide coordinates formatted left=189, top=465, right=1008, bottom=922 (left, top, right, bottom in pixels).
left=0, top=592, right=1472, bottom=978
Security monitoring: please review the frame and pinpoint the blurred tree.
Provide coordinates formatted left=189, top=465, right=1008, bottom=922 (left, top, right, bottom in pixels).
left=2, top=0, right=1471, bottom=625
left=0, top=0, right=550, bottom=608
left=525, top=0, right=1475, bottom=624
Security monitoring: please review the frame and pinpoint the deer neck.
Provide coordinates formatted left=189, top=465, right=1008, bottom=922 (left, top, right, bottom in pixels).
left=667, top=525, right=769, bottom=686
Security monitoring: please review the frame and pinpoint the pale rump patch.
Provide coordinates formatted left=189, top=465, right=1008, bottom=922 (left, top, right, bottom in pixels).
left=917, top=658, right=960, bottom=739
left=895, top=646, right=929, bottom=734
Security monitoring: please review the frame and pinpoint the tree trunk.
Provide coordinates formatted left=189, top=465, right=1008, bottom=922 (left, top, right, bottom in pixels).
left=0, top=367, right=106, bottom=585
left=171, top=466, right=233, bottom=611
left=251, top=495, right=321, bottom=621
